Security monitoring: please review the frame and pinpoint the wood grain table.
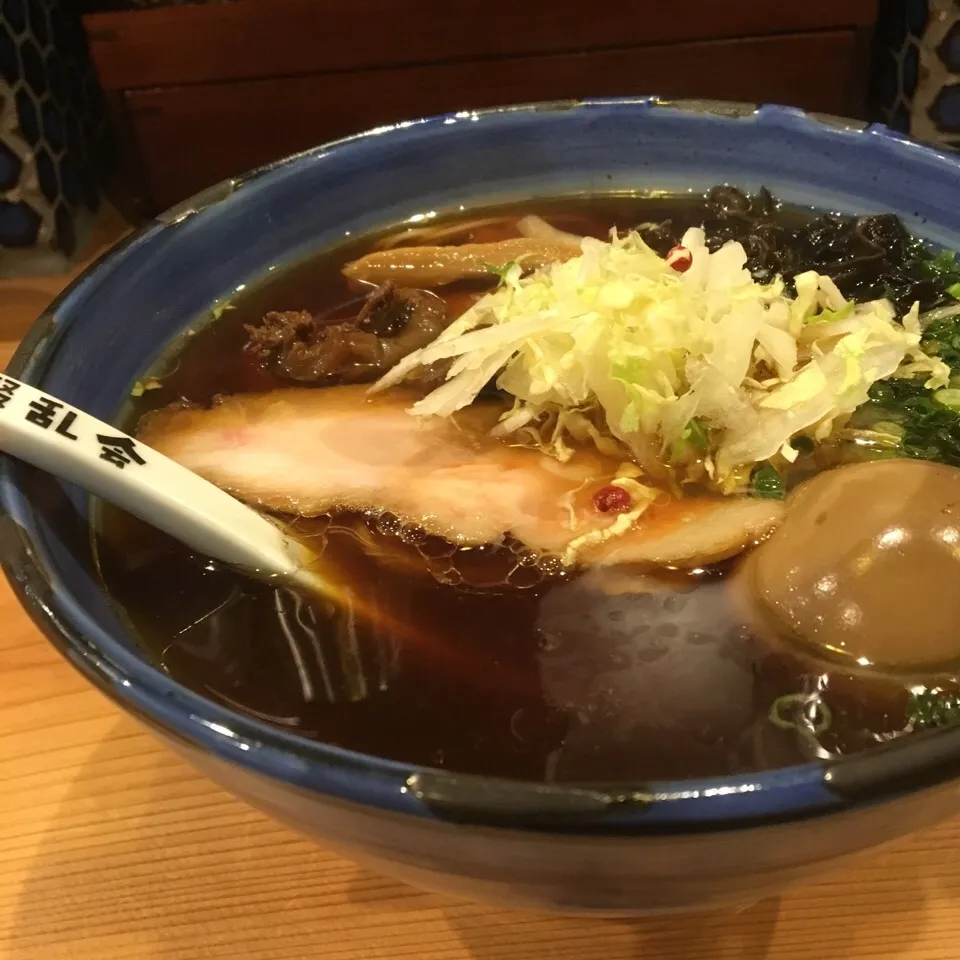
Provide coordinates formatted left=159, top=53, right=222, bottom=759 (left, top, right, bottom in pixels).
left=3, top=213, right=960, bottom=960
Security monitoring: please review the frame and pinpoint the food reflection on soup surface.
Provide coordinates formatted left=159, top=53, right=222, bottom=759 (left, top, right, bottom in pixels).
left=94, top=188, right=960, bottom=783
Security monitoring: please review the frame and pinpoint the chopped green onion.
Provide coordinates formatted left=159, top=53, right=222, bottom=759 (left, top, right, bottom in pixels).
left=484, top=260, right=518, bottom=285
left=769, top=693, right=832, bottom=735
left=130, top=377, right=163, bottom=398
left=682, top=417, right=710, bottom=452
left=948, top=282, right=960, bottom=300
left=923, top=249, right=960, bottom=280
left=907, top=688, right=960, bottom=729
left=870, top=420, right=905, bottom=438
left=860, top=316, right=960, bottom=467
left=934, top=388, right=960, bottom=412
left=750, top=462, right=784, bottom=500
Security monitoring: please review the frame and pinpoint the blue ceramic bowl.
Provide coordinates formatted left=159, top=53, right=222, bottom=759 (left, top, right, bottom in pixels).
left=6, top=98, right=960, bottom=916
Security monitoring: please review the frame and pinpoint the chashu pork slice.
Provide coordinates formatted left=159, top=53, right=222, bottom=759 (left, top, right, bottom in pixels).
left=137, top=385, right=783, bottom=567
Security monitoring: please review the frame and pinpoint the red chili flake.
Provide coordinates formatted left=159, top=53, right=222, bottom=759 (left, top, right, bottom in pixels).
left=593, top=484, right=633, bottom=514
left=666, top=245, right=693, bottom=273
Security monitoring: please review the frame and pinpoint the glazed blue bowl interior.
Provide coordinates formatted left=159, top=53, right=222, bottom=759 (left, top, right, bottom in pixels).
left=7, top=98, right=960, bottom=829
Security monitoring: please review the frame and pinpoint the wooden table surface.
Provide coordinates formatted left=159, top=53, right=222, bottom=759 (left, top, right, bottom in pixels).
left=3, top=213, right=960, bottom=960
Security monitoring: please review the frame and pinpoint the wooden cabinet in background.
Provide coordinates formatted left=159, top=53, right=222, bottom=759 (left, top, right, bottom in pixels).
left=83, top=0, right=879, bottom=215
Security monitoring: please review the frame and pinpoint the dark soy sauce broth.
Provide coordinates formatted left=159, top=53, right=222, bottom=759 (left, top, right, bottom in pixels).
left=94, top=195, right=914, bottom=784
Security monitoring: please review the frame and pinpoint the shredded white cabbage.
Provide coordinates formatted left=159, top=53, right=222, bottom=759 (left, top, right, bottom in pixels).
left=370, top=227, right=946, bottom=487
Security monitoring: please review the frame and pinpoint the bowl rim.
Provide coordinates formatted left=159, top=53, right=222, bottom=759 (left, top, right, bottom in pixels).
left=6, top=95, right=960, bottom=834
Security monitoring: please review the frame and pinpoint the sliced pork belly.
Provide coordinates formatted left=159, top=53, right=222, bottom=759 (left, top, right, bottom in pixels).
left=582, top=496, right=784, bottom=567
left=137, top=385, right=783, bottom=566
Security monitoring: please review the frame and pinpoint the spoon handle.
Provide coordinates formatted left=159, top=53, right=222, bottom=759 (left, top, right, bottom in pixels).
left=0, top=373, right=319, bottom=586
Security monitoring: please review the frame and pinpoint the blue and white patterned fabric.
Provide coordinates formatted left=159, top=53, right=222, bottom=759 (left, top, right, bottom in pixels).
left=872, top=0, right=960, bottom=149
left=0, top=0, right=111, bottom=266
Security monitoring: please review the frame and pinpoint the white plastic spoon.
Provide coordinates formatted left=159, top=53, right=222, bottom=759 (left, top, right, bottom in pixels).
left=0, top=372, right=329, bottom=597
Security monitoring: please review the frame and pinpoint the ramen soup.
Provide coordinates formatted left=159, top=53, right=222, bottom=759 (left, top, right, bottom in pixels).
left=95, top=188, right=960, bottom=784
